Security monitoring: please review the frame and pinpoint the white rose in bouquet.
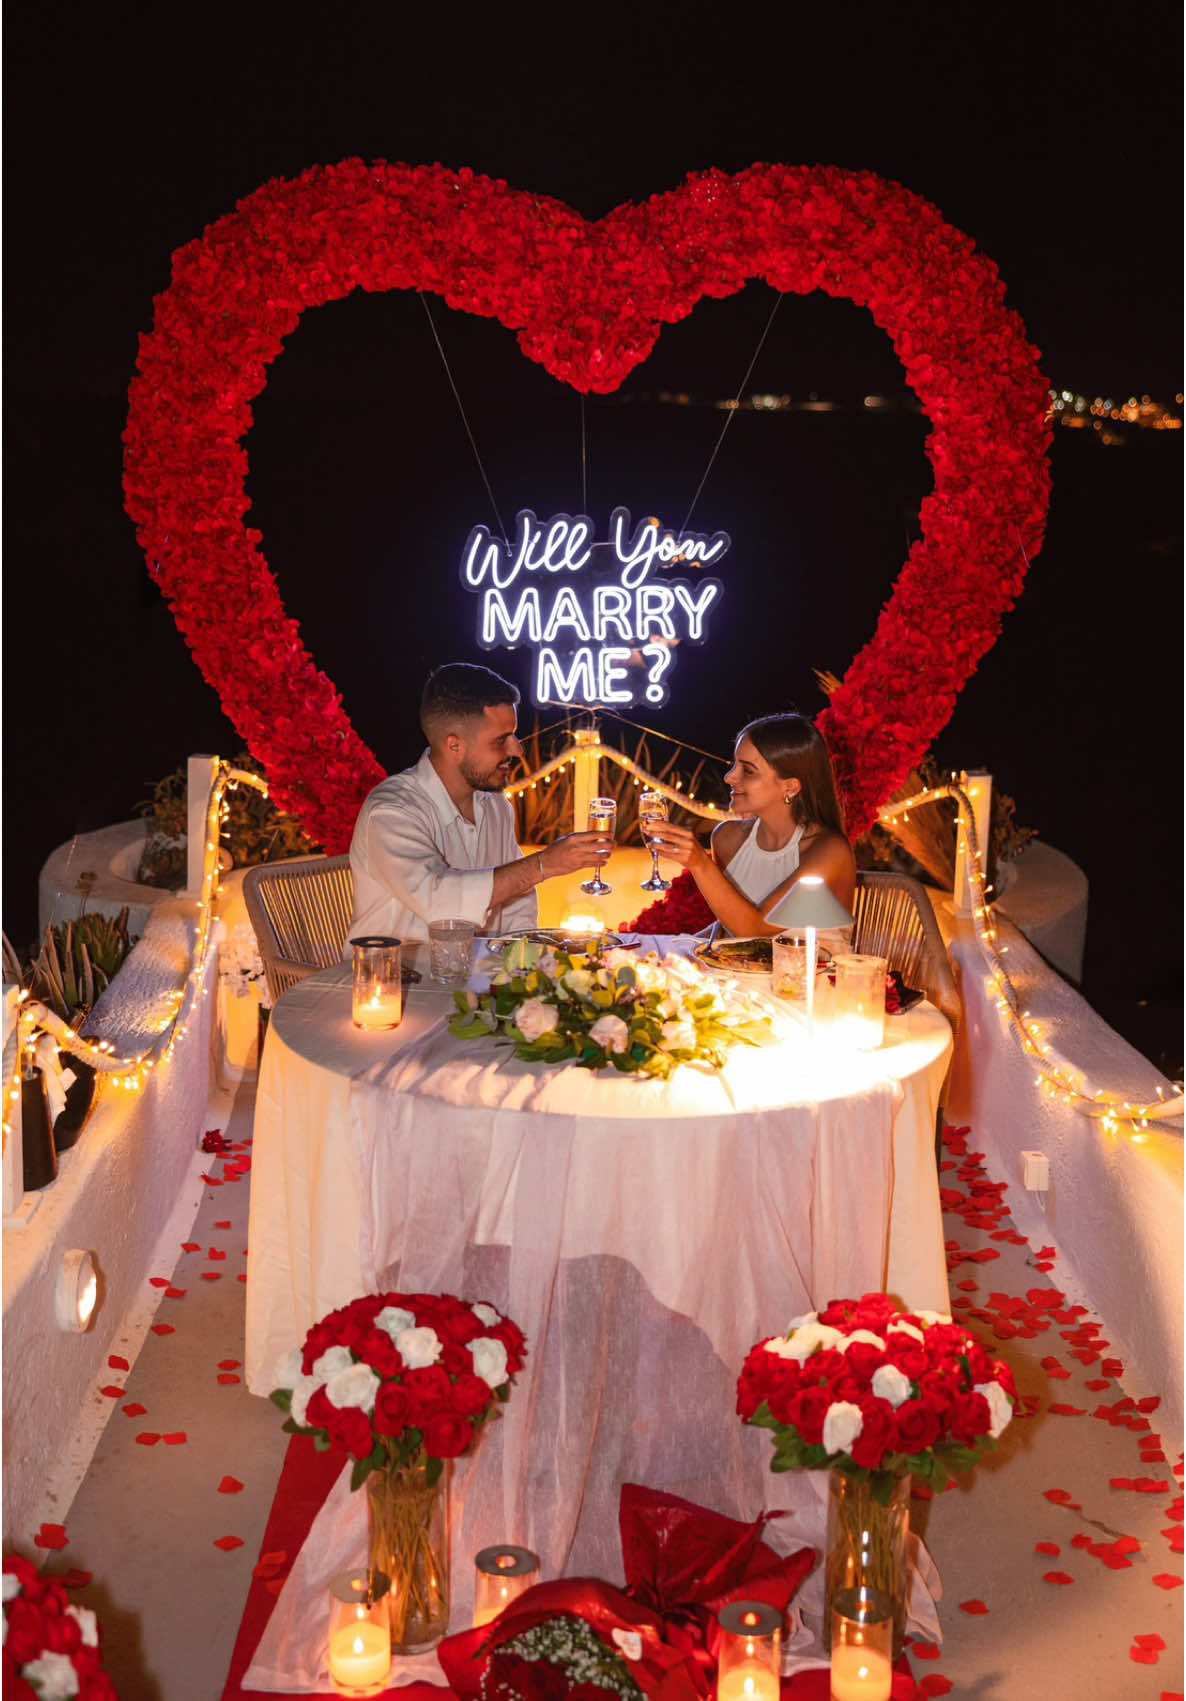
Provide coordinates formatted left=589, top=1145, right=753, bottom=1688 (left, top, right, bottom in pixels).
left=471, top=1335, right=509, bottom=1389
left=562, top=968, right=595, bottom=999
left=589, top=1013, right=630, bottom=1055
left=515, top=997, right=560, bottom=1042
left=396, top=1325, right=443, bottom=1369
left=325, top=1362, right=381, bottom=1412
left=376, top=1305, right=416, bottom=1342
left=311, top=1345, right=354, bottom=1381
left=823, top=1400, right=865, bottom=1455
left=660, top=1017, right=698, bottom=1053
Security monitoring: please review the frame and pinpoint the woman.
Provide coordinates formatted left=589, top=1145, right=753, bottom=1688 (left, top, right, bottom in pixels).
left=649, top=713, right=855, bottom=937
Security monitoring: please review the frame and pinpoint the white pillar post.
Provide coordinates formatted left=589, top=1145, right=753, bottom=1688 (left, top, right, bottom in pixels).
left=954, top=770, right=992, bottom=916
left=571, top=724, right=601, bottom=834
left=185, top=754, right=221, bottom=898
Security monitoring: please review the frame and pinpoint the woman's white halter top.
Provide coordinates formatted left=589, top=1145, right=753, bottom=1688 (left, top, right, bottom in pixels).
left=726, top=821, right=805, bottom=915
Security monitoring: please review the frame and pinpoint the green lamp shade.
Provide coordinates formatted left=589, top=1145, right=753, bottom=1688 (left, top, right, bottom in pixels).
left=767, top=874, right=854, bottom=932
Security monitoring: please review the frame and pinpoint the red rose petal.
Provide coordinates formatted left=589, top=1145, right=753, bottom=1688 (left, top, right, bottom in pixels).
left=1111, top=1478, right=1136, bottom=1491
left=1138, top=1396, right=1162, bottom=1412
left=1153, top=1574, right=1183, bottom=1589
left=1085, top=1379, right=1110, bottom=1391
left=150, top=1324, right=175, bottom=1336
left=208, top=1248, right=227, bottom=1261
left=200, top=1272, right=222, bottom=1281
left=1043, top=1488, right=1075, bottom=1504
left=218, top=1359, right=241, bottom=1370
left=1035, top=1245, right=1056, bottom=1259
left=107, top=1355, right=130, bottom=1371
left=122, top=1403, right=147, bottom=1418
left=1137, top=1478, right=1171, bottom=1493
left=181, top=1242, right=201, bottom=1252
left=1043, top=1572, right=1074, bottom=1584
left=955, top=1279, right=978, bottom=1291
left=919, top=1679, right=953, bottom=1698
left=911, top=1642, right=941, bottom=1660
left=1131, top=1647, right=1159, bottom=1664
left=218, top=1476, right=245, bottom=1494
left=1134, top=1635, right=1166, bottom=1651
left=164, top=1287, right=186, bottom=1299
left=218, top=1373, right=241, bottom=1384
left=1114, top=1536, right=1142, bottom=1555
left=253, top=1549, right=288, bottom=1578
left=98, top=1385, right=124, bottom=1398
left=1048, top=1403, right=1086, bottom=1416
left=1163, top=1528, right=1184, bottom=1553
left=1035, top=1542, right=1060, bottom=1555
left=213, top=1535, right=244, bottom=1552
left=34, top=1523, right=68, bottom=1550
left=958, top=1599, right=989, bottom=1614
left=1033, top=1261, right=1054, bottom=1271
left=135, top=1433, right=161, bottom=1445
left=149, top=1277, right=170, bottom=1288
left=1071, top=1534, right=1093, bottom=1550
left=163, top=1432, right=187, bottom=1445
left=237, top=1273, right=247, bottom=1282
left=58, top=1569, right=92, bottom=1590
left=214, top=1220, right=231, bottom=1229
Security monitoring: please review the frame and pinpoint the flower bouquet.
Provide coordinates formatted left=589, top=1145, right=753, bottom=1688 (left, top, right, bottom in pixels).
left=482, top=1612, right=646, bottom=1699
left=737, top=1292, right=1016, bottom=1652
left=271, top=1291, right=526, bottom=1654
left=449, top=940, right=773, bottom=1078
left=2, top=1556, right=117, bottom=1700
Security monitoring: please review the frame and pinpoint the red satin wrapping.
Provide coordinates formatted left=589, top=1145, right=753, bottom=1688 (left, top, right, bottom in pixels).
left=437, top=1483, right=816, bottom=1699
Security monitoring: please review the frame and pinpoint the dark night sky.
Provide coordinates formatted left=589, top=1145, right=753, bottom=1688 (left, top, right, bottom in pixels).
left=3, top=1, right=1182, bottom=1057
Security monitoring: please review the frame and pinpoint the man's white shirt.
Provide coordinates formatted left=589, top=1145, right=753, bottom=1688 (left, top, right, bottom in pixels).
left=347, top=749, right=538, bottom=944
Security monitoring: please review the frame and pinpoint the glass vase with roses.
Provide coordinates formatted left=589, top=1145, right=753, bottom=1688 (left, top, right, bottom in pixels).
left=271, top=1291, right=526, bottom=1654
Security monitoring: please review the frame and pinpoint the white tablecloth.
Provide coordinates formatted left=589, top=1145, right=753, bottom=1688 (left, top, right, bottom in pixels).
left=244, top=937, right=951, bottom=1640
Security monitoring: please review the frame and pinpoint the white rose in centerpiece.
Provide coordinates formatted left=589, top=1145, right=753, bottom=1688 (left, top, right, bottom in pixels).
left=326, top=1362, right=381, bottom=1411
left=822, top=1400, right=865, bottom=1455
left=913, top=1310, right=952, bottom=1327
left=973, top=1379, right=1013, bottom=1438
left=661, top=953, right=703, bottom=987
left=634, top=958, right=669, bottom=994
left=376, top=1305, right=416, bottom=1342
left=396, top=1326, right=443, bottom=1369
left=763, top=1336, right=797, bottom=1359
left=783, top=1321, right=844, bottom=1362
left=785, top=1310, right=818, bottom=1333
left=2, top=1573, right=20, bottom=1604
left=20, top=1651, right=79, bottom=1699
left=470, top=1335, right=509, bottom=1389
left=844, top=1329, right=886, bottom=1352
left=563, top=968, right=594, bottom=1000
left=515, top=997, right=560, bottom=1042
left=660, top=1017, right=697, bottom=1053
left=472, top=1302, right=501, bottom=1327
left=66, top=1606, right=99, bottom=1648
left=311, top=1345, right=354, bottom=1381
left=589, top=1013, right=630, bottom=1054
left=272, top=1346, right=304, bottom=1388
left=886, top=1321, right=925, bottom=1346
left=872, top=1364, right=914, bottom=1409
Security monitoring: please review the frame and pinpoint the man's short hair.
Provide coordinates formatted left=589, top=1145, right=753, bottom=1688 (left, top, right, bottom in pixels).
left=420, top=662, right=520, bottom=741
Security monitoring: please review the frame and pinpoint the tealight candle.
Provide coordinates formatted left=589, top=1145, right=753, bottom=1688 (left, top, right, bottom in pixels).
left=350, top=936, right=403, bottom=1031
left=327, top=1571, right=391, bottom=1697
left=473, top=1544, right=540, bottom=1626
left=715, top=1601, right=781, bottom=1701
left=830, top=1595, right=893, bottom=1701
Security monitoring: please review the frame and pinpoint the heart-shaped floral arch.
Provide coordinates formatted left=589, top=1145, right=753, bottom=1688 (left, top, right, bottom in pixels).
left=124, top=160, right=1050, bottom=849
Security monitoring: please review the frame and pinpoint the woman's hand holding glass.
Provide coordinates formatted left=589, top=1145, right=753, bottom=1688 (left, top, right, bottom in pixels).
left=639, top=820, right=708, bottom=872
left=639, top=790, right=671, bottom=892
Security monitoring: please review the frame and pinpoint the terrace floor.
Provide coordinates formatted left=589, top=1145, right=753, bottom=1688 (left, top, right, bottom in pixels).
left=38, top=1080, right=1185, bottom=1699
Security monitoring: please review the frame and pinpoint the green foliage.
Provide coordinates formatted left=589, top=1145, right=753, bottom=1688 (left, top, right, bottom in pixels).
left=9, top=907, right=137, bottom=1025
left=134, top=751, right=323, bottom=889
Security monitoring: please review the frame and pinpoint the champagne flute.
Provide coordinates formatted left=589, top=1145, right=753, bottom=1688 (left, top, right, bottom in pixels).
left=580, top=797, right=617, bottom=895
left=638, top=790, right=671, bottom=892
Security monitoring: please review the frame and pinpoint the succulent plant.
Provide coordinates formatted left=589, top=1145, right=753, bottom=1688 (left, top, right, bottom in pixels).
left=8, top=908, right=137, bottom=1026
left=134, top=751, right=321, bottom=888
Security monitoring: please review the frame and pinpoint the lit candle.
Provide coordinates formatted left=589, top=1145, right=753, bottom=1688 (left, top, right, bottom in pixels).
left=829, top=1641, right=892, bottom=1701
left=715, top=1601, right=781, bottom=1701
left=328, top=1619, right=391, bottom=1694
left=717, top=1666, right=779, bottom=1700
left=474, top=1544, right=540, bottom=1626
left=353, top=987, right=403, bottom=1030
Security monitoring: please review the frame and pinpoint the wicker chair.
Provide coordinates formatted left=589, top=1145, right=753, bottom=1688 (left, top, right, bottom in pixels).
left=852, top=870, right=961, bottom=1141
left=242, top=855, right=355, bottom=1006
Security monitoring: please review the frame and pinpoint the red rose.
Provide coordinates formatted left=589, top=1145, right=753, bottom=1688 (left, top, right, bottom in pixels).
left=818, top=1300, right=857, bottom=1327
left=451, top=1371, right=494, bottom=1418
left=403, top=1365, right=453, bottom=1424
left=373, top=1381, right=412, bottom=1436
left=304, top=1386, right=334, bottom=1430
left=786, top=1386, right=830, bottom=1445
left=893, top=1399, right=941, bottom=1455
left=326, top=1405, right=374, bottom=1459
left=851, top=1399, right=896, bottom=1469
left=844, top=1342, right=885, bottom=1381
left=949, top=1391, right=991, bottom=1445
left=4, top=1599, right=49, bottom=1665
left=829, top=1372, right=869, bottom=1405
left=490, top=1317, right=528, bottom=1375
left=806, top=1348, right=845, bottom=1386
left=924, top=1323, right=973, bottom=1361
left=301, top=1320, right=339, bottom=1374
left=423, top=1412, right=474, bottom=1458
left=887, top=1344, right=929, bottom=1383
left=358, top=1329, right=404, bottom=1378
left=440, top=1341, right=474, bottom=1377
left=851, top=1294, right=896, bottom=1332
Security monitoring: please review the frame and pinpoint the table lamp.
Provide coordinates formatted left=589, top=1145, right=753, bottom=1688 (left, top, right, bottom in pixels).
left=765, top=876, right=855, bottom=1035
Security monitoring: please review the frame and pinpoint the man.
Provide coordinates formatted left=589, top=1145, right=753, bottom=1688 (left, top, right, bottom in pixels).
left=348, top=661, right=612, bottom=943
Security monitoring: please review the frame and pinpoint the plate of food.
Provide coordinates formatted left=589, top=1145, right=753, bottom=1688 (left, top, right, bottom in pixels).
left=693, top=936, right=835, bottom=975
left=483, top=929, right=626, bottom=955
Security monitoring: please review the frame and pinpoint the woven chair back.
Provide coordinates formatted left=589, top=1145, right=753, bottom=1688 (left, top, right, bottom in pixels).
left=852, top=871, right=961, bottom=1083
left=242, top=855, right=354, bottom=1004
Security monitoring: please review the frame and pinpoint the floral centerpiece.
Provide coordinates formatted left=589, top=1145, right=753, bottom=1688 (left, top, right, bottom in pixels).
left=737, top=1292, right=1016, bottom=1652
left=481, top=1614, right=644, bottom=1700
left=449, top=941, right=774, bottom=1077
left=271, top=1291, right=526, bottom=1655
left=2, top=1556, right=117, bottom=1700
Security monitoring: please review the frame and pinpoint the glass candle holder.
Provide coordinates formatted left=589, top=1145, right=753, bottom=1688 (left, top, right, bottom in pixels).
left=473, top=1544, right=540, bottom=1627
left=831, top=953, right=887, bottom=1050
left=829, top=1589, right=893, bottom=1701
left=327, top=1570, right=391, bottom=1697
left=350, top=936, right=403, bottom=1030
left=716, top=1600, right=781, bottom=1701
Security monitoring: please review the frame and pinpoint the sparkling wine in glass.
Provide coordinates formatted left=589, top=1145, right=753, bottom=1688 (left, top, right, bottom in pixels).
left=580, top=797, right=617, bottom=895
left=638, top=790, right=671, bottom=892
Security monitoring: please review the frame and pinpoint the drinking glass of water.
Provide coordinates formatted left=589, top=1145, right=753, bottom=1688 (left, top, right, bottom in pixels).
left=428, top=918, right=476, bottom=985
left=580, top=797, right=617, bottom=896
left=638, top=790, right=671, bottom=892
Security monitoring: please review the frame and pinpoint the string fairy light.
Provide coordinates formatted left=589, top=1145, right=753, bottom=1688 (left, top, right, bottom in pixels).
left=878, top=783, right=1183, bottom=1139
left=502, top=738, right=729, bottom=821
left=2, top=763, right=269, bottom=1155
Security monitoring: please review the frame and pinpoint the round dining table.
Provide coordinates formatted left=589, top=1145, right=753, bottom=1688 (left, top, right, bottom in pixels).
left=243, top=936, right=952, bottom=1650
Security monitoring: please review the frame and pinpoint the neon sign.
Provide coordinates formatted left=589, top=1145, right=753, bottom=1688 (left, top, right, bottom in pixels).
left=460, top=508, right=729, bottom=706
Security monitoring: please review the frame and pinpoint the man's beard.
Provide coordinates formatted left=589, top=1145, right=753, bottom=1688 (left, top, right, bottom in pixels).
left=460, top=756, right=511, bottom=793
